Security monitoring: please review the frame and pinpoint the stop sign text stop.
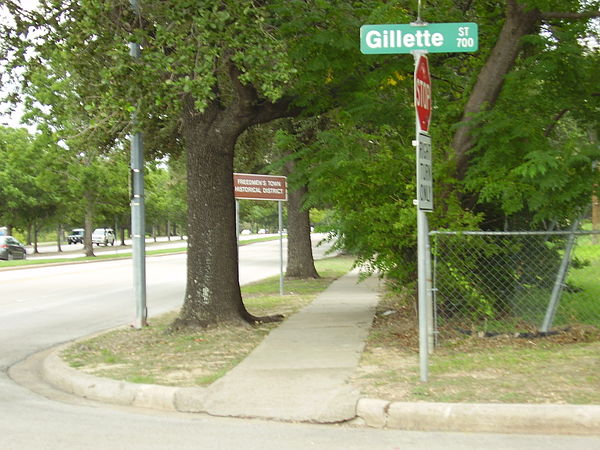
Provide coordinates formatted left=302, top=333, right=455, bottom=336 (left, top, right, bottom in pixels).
left=414, top=55, right=432, bottom=133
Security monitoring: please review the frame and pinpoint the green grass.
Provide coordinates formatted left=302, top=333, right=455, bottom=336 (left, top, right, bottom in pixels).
left=558, top=237, right=600, bottom=327
left=127, top=375, right=157, bottom=384
left=242, top=256, right=354, bottom=317
left=195, top=369, right=230, bottom=386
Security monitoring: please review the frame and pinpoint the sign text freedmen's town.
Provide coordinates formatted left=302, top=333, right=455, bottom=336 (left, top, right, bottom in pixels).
left=360, top=22, right=478, bottom=54
left=233, top=173, right=287, bottom=201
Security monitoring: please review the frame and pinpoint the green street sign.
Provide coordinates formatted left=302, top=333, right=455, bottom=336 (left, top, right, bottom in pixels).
left=360, top=22, right=478, bottom=54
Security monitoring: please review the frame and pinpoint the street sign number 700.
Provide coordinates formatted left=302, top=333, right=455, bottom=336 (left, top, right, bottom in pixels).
left=360, top=22, right=478, bottom=54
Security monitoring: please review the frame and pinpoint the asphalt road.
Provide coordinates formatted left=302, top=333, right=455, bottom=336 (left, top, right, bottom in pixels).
left=1, top=236, right=598, bottom=449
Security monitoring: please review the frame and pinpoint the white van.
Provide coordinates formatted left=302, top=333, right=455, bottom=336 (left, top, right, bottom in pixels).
left=91, top=228, right=115, bottom=246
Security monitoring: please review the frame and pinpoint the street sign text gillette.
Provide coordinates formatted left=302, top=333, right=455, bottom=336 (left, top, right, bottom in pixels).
left=361, top=23, right=478, bottom=54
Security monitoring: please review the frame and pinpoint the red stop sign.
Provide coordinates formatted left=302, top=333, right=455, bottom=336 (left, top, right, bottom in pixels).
left=414, top=55, right=432, bottom=132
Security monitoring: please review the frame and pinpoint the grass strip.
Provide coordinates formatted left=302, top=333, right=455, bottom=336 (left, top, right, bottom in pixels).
left=0, top=236, right=280, bottom=268
left=60, top=255, right=355, bottom=387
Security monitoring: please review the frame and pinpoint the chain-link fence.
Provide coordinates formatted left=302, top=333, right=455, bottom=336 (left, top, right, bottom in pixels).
left=431, top=231, right=600, bottom=344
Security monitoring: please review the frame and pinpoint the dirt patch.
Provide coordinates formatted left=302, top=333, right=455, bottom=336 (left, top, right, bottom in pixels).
left=62, top=313, right=273, bottom=387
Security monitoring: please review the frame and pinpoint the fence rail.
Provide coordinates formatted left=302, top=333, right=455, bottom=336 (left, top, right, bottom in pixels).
left=431, top=230, right=600, bottom=344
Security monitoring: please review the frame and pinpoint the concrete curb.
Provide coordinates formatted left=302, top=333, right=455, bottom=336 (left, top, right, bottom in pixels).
left=356, top=398, right=600, bottom=435
left=38, top=345, right=600, bottom=435
left=42, top=345, right=208, bottom=413
left=41, top=345, right=600, bottom=435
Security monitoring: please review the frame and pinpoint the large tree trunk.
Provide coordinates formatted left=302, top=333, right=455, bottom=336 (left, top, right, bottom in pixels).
left=174, top=96, right=247, bottom=327
left=284, top=158, right=319, bottom=279
left=593, top=189, right=599, bottom=245
left=33, top=223, right=39, bottom=254
left=120, top=223, right=126, bottom=246
left=83, top=191, right=95, bottom=257
left=453, top=0, right=540, bottom=180
left=172, top=71, right=295, bottom=328
left=56, top=224, right=62, bottom=253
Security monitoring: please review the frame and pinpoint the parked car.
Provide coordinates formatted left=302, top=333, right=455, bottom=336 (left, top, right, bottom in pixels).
left=0, top=236, right=27, bottom=260
left=91, top=228, right=115, bottom=246
left=67, top=228, right=85, bottom=244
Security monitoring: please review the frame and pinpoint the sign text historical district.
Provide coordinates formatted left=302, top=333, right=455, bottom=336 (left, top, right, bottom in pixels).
left=233, top=173, right=287, bottom=201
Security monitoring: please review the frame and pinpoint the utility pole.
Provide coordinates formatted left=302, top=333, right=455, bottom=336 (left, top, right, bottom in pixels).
left=129, top=0, right=147, bottom=329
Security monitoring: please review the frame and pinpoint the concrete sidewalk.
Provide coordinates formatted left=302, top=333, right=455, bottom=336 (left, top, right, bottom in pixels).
left=202, top=268, right=380, bottom=423
left=25, top=269, right=600, bottom=435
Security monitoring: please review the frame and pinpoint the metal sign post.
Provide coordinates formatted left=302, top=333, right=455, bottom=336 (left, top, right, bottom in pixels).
left=233, top=173, right=288, bottom=295
left=279, top=201, right=284, bottom=296
left=360, top=10, right=477, bottom=383
left=414, top=50, right=433, bottom=382
left=235, top=200, right=240, bottom=247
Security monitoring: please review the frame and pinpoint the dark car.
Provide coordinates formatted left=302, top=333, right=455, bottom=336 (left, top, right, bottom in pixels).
left=67, top=228, right=85, bottom=244
left=0, top=236, right=27, bottom=260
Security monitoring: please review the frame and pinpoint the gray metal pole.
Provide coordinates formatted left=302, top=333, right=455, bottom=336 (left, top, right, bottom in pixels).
left=425, top=225, right=434, bottom=353
left=540, top=217, right=580, bottom=333
left=279, top=201, right=284, bottom=296
left=131, top=133, right=147, bottom=329
left=417, top=209, right=429, bottom=382
left=236, top=200, right=240, bottom=247
left=129, top=0, right=147, bottom=329
left=414, top=49, right=429, bottom=382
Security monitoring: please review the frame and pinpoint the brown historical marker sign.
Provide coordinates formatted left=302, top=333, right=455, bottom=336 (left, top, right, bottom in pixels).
left=233, top=173, right=287, bottom=201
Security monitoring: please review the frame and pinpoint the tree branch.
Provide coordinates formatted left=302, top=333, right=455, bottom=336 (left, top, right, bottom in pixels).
left=226, top=59, right=300, bottom=128
left=544, top=108, right=569, bottom=138
left=460, top=0, right=475, bottom=14
left=227, top=59, right=259, bottom=112
left=452, top=2, right=540, bottom=180
left=249, top=96, right=300, bottom=126
left=541, top=11, right=600, bottom=20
